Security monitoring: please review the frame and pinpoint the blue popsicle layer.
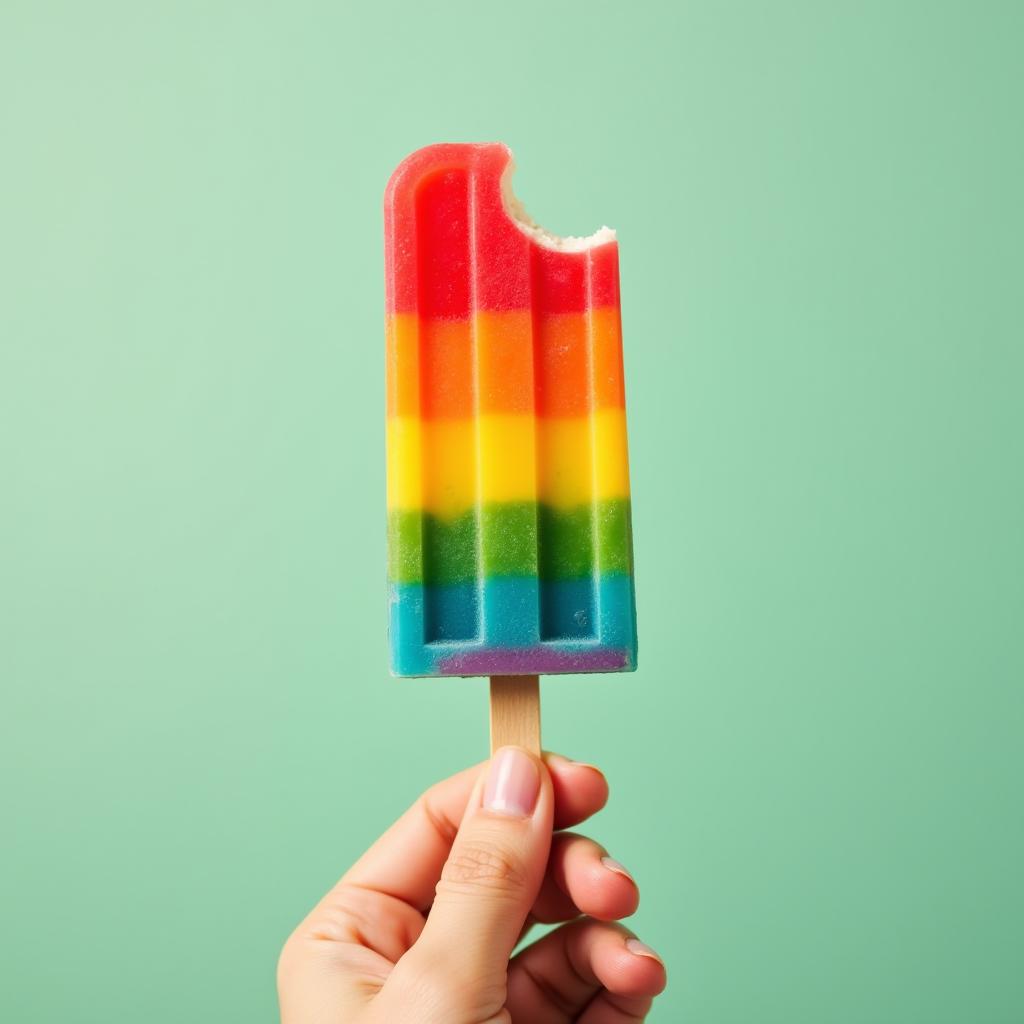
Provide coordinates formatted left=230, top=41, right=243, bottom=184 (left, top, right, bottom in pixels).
left=388, top=574, right=638, bottom=677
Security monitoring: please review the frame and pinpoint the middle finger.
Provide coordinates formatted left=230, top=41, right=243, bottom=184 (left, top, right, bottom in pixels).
left=530, top=832, right=640, bottom=925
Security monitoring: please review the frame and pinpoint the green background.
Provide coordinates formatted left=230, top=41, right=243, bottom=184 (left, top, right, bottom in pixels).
left=1, top=3, right=1021, bottom=1021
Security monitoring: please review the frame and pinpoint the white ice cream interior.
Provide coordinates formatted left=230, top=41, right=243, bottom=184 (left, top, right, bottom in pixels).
left=500, top=159, right=616, bottom=252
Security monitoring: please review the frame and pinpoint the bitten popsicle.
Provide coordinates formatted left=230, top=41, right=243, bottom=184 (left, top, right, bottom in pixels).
left=385, top=143, right=636, bottom=751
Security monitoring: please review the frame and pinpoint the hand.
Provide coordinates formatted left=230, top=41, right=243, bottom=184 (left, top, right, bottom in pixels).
left=278, top=746, right=666, bottom=1023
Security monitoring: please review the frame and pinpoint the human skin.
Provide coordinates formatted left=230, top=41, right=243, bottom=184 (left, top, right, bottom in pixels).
left=278, top=747, right=666, bottom=1023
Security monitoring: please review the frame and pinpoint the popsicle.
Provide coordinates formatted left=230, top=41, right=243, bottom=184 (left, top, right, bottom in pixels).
left=385, top=143, right=636, bottom=749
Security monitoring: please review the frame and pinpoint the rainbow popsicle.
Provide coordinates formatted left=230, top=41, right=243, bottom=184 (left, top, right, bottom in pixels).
left=385, top=143, right=636, bottom=677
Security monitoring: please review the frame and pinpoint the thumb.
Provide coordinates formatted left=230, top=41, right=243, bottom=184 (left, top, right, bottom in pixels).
left=387, top=746, right=553, bottom=1023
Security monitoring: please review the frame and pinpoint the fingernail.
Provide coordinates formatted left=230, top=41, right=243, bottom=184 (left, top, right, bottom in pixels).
left=547, top=755, right=606, bottom=780
left=484, top=747, right=540, bottom=817
left=601, top=856, right=636, bottom=883
left=626, top=938, right=664, bottom=964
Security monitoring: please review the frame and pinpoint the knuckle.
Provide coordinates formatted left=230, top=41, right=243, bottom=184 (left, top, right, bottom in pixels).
left=314, top=888, right=366, bottom=942
left=438, top=838, right=527, bottom=897
left=302, top=884, right=381, bottom=945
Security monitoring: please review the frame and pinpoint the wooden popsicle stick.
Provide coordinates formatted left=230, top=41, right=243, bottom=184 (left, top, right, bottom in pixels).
left=489, top=675, right=541, bottom=756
